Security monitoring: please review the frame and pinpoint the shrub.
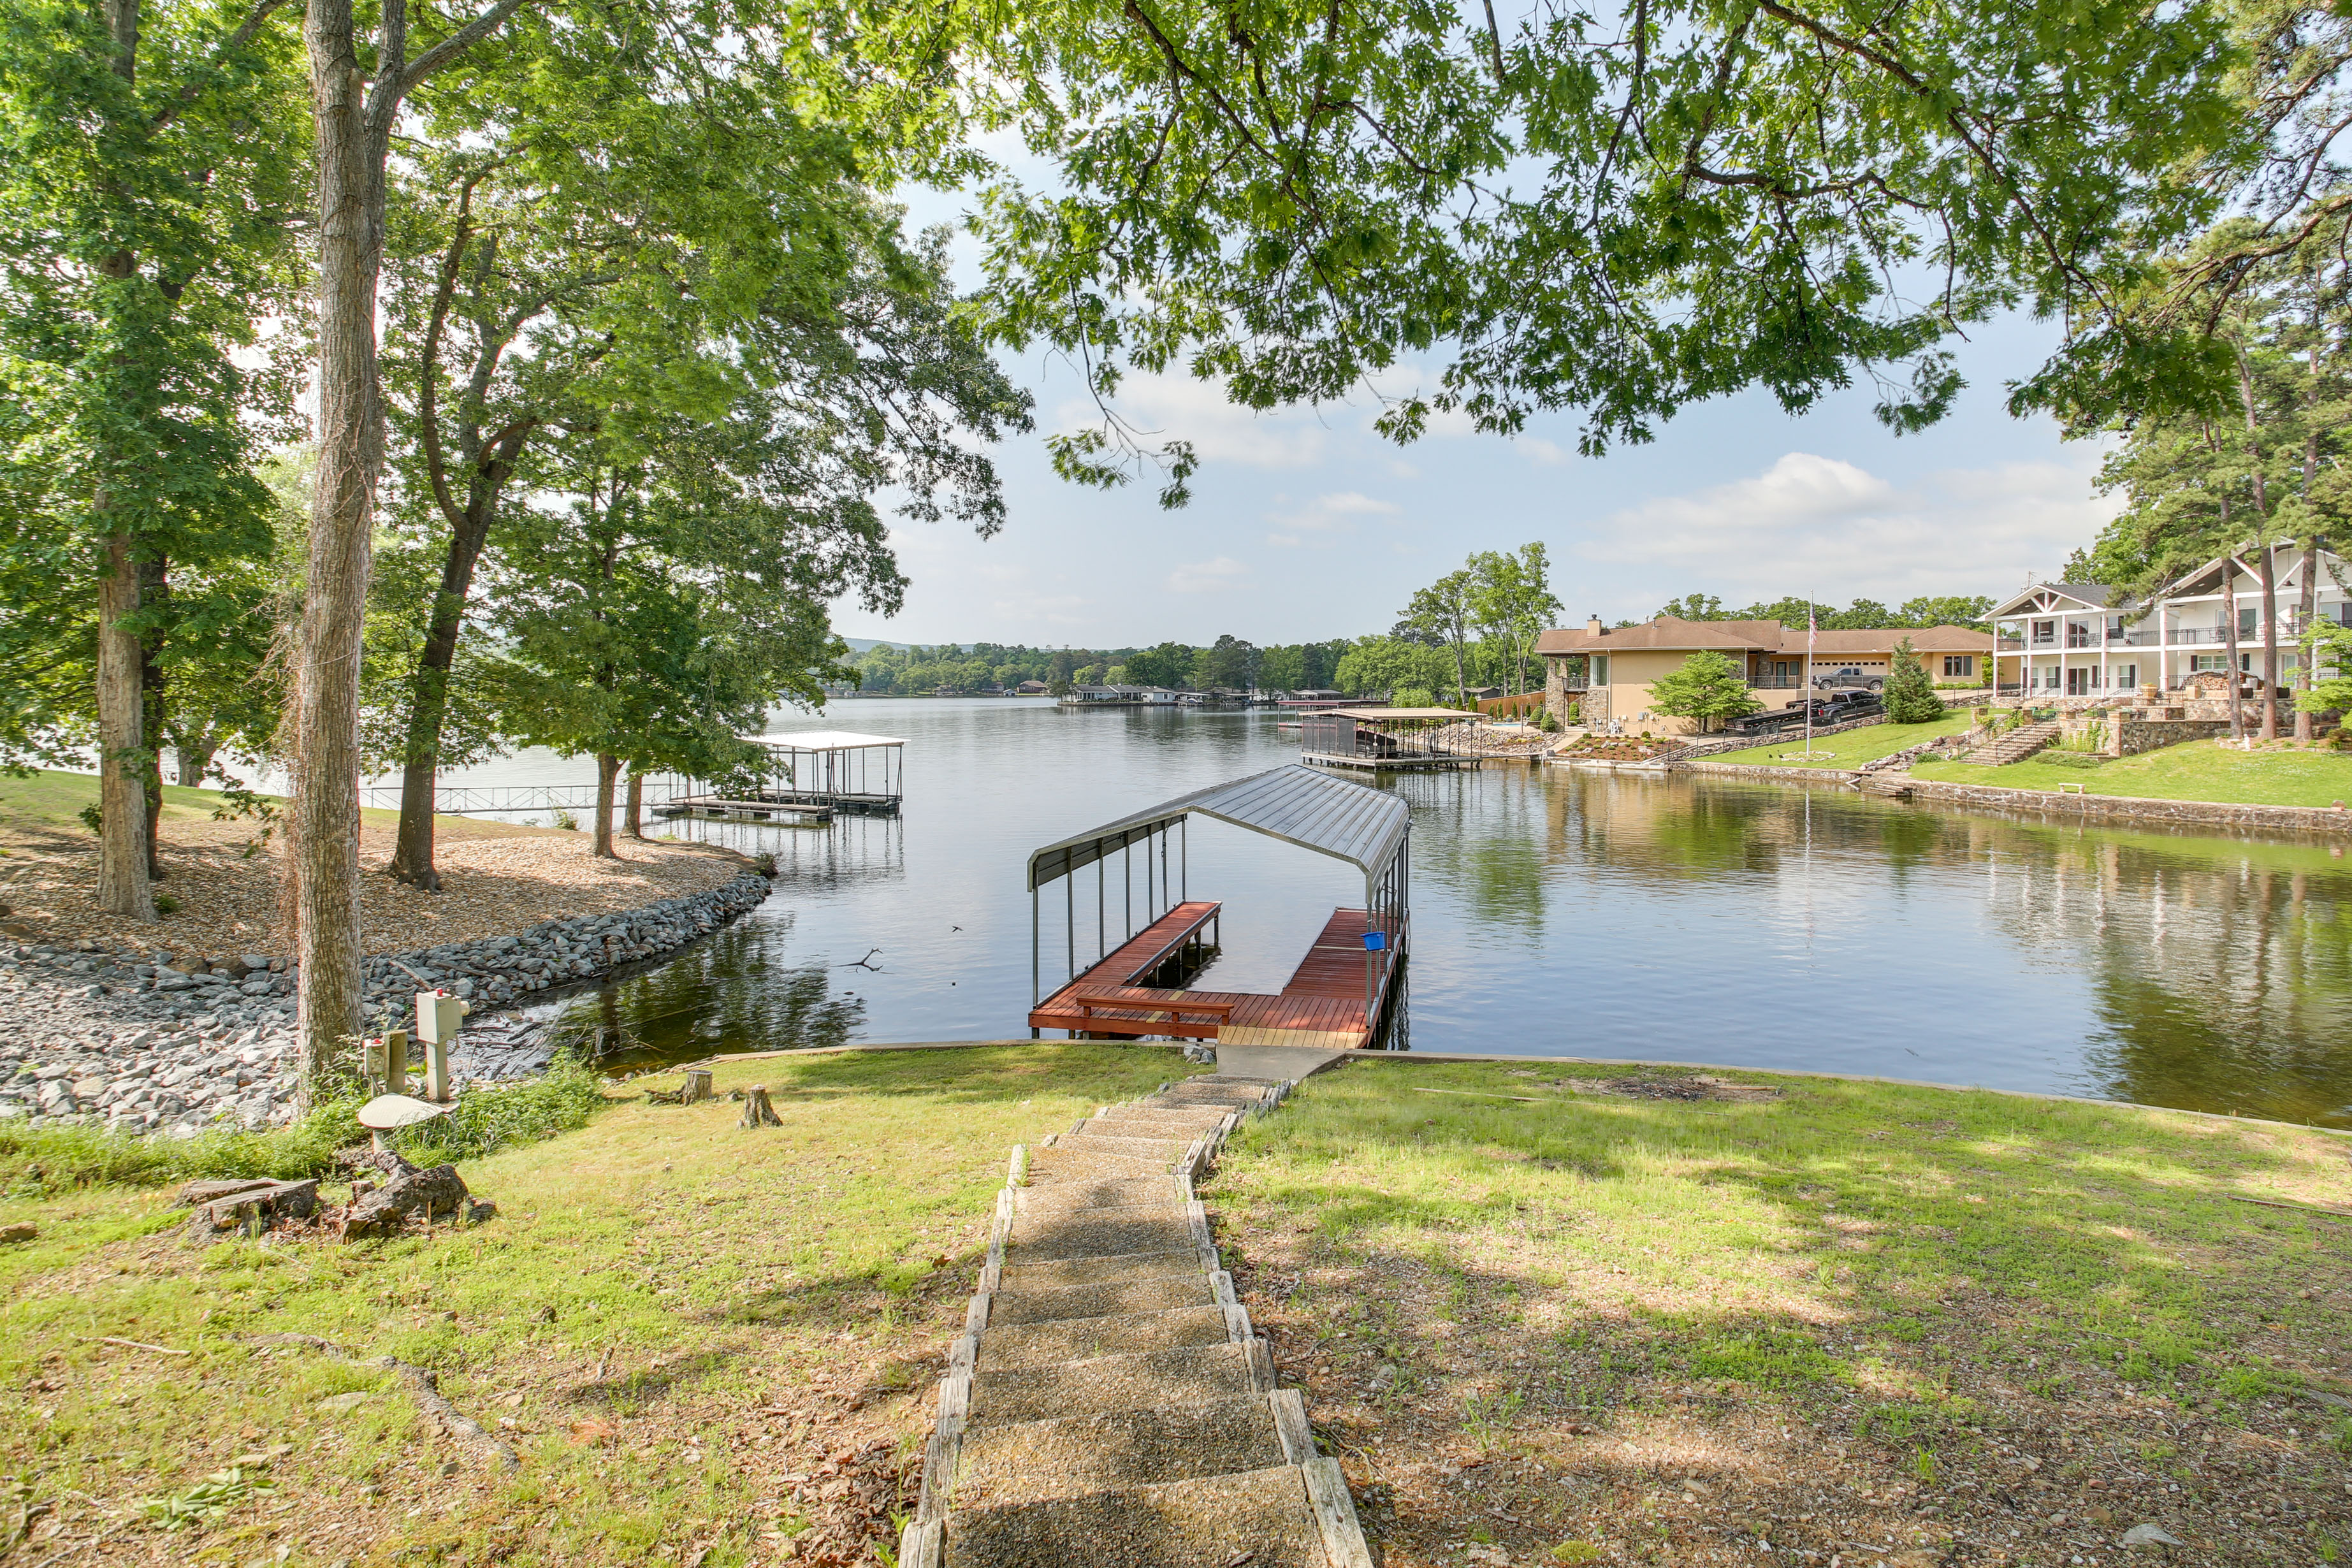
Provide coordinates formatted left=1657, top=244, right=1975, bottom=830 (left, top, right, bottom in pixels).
left=1882, top=637, right=1943, bottom=723
left=550, top=808, right=581, bottom=831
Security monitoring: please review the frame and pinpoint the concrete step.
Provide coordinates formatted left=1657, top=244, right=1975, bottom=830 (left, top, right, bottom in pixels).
left=1090, top=1106, right=1236, bottom=1130
left=987, top=1272, right=1216, bottom=1328
left=999, top=1248, right=1207, bottom=1293
left=1005, top=1203, right=1199, bottom=1263
left=1013, top=1177, right=1184, bottom=1214
left=1057, top=1130, right=1197, bottom=1158
left=968, top=1340, right=1273, bottom=1426
left=975, top=1304, right=1234, bottom=1371
left=940, top=1463, right=1326, bottom=1568
left=1024, top=1146, right=1180, bottom=1183
left=946, top=1398, right=1288, bottom=1512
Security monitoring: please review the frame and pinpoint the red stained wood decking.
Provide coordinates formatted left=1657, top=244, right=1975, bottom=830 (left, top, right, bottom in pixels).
left=1029, top=906, right=1395, bottom=1048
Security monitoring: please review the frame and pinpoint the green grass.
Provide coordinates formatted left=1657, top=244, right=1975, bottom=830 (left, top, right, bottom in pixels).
left=9, top=1046, right=2348, bottom=1564
left=1694, top=708, right=1973, bottom=769
left=0, top=1045, right=1182, bottom=1566
left=0, top=766, right=557, bottom=844
left=1209, top=1059, right=2352, bottom=1560
left=1911, top=737, right=2352, bottom=807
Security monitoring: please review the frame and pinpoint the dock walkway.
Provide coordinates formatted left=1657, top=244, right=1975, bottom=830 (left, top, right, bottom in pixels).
left=1029, top=908, right=1394, bottom=1050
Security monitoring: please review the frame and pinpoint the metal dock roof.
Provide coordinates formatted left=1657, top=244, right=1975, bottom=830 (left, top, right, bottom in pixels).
left=1027, top=764, right=1409, bottom=890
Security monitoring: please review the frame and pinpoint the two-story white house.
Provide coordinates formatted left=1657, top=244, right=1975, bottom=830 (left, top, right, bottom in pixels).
left=1989, top=545, right=2352, bottom=697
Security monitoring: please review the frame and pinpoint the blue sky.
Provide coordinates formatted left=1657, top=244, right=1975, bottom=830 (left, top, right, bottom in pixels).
left=840, top=202, right=2119, bottom=650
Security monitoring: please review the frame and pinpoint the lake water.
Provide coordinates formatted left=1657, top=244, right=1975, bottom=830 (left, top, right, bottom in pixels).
left=500, top=699, right=2352, bottom=1129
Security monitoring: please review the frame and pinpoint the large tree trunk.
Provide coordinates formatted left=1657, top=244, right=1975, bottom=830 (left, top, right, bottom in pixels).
left=140, top=554, right=168, bottom=879
left=593, top=752, right=619, bottom=859
left=625, top=769, right=644, bottom=839
left=95, top=532, right=154, bottom=918
left=293, top=0, right=393, bottom=1105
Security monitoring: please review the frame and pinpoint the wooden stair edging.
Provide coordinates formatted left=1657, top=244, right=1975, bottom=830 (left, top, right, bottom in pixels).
left=901, top=1075, right=1377, bottom=1568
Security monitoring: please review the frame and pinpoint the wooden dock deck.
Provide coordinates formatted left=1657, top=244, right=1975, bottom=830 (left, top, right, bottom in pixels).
left=1029, top=906, right=1397, bottom=1050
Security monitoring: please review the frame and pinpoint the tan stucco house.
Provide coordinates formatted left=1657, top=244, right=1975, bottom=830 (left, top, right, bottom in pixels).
left=1535, top=615, right=1995, bottom=735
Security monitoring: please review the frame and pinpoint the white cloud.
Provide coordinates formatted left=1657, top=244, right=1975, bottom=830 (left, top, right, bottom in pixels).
left=1265, top=491, right=1401, bottom=547
left=1056, top=372, right=1332, bottom=469
left=1168, top=556, right=1252, bottom=593
left=1573, top=450, right=2119, bottom=607
left=1521, top=437, right=1568, bottom=465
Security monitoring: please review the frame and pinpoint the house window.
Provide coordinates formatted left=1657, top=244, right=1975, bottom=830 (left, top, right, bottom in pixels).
left=2065, top=668, right=2094, bottom=695
left=2114, top=664, right=2135, bottom=688
left=2190, top=654, right=2230, bottom=672
left=2240, top=606, right=2260, bottom=637
left=1591, top=655, right=1609, bottom=686
left=1942, top=655, right=1974, bottom=678
left=2032, top=620, right=2056, bottom=644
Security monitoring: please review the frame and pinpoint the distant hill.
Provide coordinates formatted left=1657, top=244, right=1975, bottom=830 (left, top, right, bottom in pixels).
left=838, top=637, right=966, bottom=653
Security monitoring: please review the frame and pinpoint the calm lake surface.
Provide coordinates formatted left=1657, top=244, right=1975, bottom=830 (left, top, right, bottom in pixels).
left=511, top=699, right=2352, bottom=1129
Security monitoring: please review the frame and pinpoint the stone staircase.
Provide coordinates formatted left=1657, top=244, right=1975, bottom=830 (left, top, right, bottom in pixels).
left=1956, top=717, right=2063, bottom=766
left=899, top=1074, right=1374, bottom=1568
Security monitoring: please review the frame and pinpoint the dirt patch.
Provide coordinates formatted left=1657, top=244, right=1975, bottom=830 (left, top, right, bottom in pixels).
left=0, top=813, right=743, bottom=956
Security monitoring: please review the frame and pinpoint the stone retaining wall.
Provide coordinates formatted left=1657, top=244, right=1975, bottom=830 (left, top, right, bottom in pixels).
left=1676, top=762, right=1860, bottom=785
left=0, top=868, right=774, bottom=1136
left=1862, top=777, right=2352, bottom=837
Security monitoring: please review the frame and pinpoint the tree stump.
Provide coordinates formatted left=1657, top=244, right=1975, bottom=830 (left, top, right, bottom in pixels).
left=682, top=1070, right=714, bottom=1104
left=739, top=1085, right=781, bottom=1129
left=342, top=1163, right=470, bottom=1240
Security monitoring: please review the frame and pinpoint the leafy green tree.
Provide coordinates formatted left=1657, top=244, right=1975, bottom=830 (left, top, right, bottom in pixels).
left=1191, top=634, right=1257, bottom=692
left=969, top=0, right=2239, bottom=483
left=2297, top=622, right=2352, bottom=720
left=1882, top=638, right=1942, bottom=723
left=0, top=0, right=305, bottom=914
left=1469, top=543, right=1562, bottom=695
left=487, top=400, right=896, bottom=856
left=1124, top=642, right=1194, bottom=688
left=374, top=36, right=1029, bottom=887
left=1655, top=593, right=1727, bottom=621
left=1333, top=636, right=1455, bottom=699
left=1403, top=570, right=1476, bottom=707
left=1896, top=596, right=1993, bottom=629
left=1647, top=652, right=1762, bottom=734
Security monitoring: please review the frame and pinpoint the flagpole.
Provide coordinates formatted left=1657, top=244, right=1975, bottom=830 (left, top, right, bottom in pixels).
left=1803, top=605, right=1816, bottom=757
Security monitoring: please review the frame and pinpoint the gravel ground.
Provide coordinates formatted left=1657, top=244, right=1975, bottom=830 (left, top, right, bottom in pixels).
left=0, top=818, right=768, bottom=1139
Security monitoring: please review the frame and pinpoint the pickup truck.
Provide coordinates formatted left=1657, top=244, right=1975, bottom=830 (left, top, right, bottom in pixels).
left=1812, top=667, right=1885, bottom=692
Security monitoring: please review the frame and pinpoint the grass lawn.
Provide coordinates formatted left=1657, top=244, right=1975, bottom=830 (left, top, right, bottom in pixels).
left=1694, top=709, right=1974, bottom=769
left=0, top=1045, right=1179, bottom=1567
left=1210, top=1058, right=2352, bottom=1568
left=1910, top=738, right=2352, bottom=808
left=5, top=1047, right=2349, bottom=1567
left=0, top=767, right=553, bottom=845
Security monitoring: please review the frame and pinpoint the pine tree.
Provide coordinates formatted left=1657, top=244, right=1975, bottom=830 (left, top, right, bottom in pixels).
left=1883, top=638, right=1943, bottom=723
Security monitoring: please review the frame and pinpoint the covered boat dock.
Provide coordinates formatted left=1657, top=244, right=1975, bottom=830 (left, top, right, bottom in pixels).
left=659, top=730, right=906, bottom=822
left=1025, top=766, right=1409, bottom=1049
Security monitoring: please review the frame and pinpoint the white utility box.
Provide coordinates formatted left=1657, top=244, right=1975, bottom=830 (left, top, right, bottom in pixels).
left=416, top=990, right=468, bottom=1044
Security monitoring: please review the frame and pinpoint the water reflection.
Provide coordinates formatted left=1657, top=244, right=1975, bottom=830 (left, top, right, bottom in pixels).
left=521, top=701, right=2352, bottom=1127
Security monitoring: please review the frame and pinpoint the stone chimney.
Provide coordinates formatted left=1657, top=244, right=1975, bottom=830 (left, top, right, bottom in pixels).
left=1586, top=614, right=1604, bottom=635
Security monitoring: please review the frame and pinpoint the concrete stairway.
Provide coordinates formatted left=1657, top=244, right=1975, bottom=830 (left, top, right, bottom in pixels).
left=1956, top=717, right=2062, bottom=765
left=899, top=1075, right=1374, bottom=1568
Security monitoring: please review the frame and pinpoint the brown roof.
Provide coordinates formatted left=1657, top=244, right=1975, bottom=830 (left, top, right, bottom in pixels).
left=1535, top=616, right=1993, bottom=657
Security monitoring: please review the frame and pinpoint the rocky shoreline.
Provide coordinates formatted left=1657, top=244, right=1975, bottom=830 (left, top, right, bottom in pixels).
left=0, top=869, right=773, bottom=1138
